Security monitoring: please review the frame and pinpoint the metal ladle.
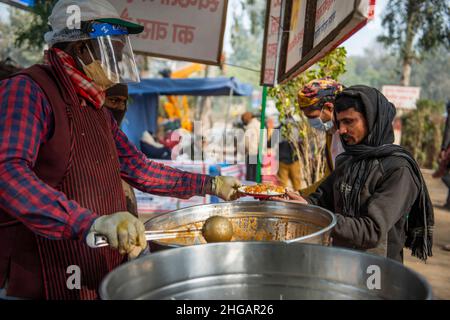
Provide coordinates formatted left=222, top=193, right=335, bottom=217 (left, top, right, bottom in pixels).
left=201, top=215, right=234, bottom=243
left=87, top=215, right=233, bottom=248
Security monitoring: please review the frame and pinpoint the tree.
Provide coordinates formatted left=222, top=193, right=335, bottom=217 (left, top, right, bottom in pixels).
left=341, top=45, right=450, bottom=102
left=401, top=99, right=445, bottom=168
left=0, top=7, right=44, bottom=67
left=377, top=0, right=450, bottom=86
left=226, top=0, right=266, bottom=87
left=409, top=47, right=450, bottom=102
left=14, top=0, right=56, bottom=52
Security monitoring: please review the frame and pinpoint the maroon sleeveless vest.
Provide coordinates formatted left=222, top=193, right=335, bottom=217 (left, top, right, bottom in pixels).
left=0, top=65, right=126, bottom=299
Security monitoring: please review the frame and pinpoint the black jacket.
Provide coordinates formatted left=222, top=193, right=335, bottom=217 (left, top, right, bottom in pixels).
left=308, top=154, right=420, bottom=262
left=441, top=103, right=450, bottom=150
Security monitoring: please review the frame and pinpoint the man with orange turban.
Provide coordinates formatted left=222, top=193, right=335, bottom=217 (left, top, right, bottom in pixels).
left=297, top=77, right=344, bottom=195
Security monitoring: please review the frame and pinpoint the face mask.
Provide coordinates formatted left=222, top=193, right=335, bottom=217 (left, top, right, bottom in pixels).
left=111, top=108, right=126, bottom=126
left=308, top=117, right=331, bottom=131
left=79, top=46, right=119, bottom=91
left=308, top=108, right=334, bottom=132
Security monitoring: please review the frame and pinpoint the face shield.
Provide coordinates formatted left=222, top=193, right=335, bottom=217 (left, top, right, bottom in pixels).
left=81, top=22, right=140, bottom=89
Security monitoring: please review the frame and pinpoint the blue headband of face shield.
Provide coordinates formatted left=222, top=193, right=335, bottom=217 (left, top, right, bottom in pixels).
left=87, top=23, right=129, bottom=38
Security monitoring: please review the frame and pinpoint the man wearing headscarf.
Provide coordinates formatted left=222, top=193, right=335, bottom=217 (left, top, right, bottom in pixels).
left=274, top=86, right=434, bottom=263
left=242, top=112, right=261, bottom=182
left=297, top=78, right=345, bottom=195
left=433, top=100, right=450, bottom=251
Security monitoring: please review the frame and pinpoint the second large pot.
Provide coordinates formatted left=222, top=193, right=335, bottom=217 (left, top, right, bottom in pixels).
left=100, top=242, right=432, bottom=300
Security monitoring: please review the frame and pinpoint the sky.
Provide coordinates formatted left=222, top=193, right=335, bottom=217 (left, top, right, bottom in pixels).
left=0, top=0, right=389, bottom=57
left=339, top=0, right=389, bottom=56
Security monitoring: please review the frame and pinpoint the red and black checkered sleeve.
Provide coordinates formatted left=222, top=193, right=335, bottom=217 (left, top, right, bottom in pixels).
left=0, top=76, right=97, bottom=240
left=111, top=118, right=211, bottom=199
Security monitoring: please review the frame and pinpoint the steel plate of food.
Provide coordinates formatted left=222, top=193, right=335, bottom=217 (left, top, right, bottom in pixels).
left=238, top=184, right=286, bottom=199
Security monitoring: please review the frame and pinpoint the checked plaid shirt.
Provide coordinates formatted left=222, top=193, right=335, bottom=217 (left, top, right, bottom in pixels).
left=0, top=75, right=210, bottom=241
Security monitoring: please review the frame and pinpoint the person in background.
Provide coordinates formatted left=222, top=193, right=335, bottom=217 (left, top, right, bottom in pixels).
left=276, top=118, right=302, bottom=191
left=140, top=130, right=172, bottom=160
left=434, top=101, right=450, bottom=208
left=297, top=78, right=345, bottom=195
left=242, top=112, right=261, bottom=182
left=103, top=84, right=138, bottom=217
left=433, top=100, right=450, bottom=251
left=272, top=86, right=434, bottom=263
left=263, top=116, right=282, bottom=185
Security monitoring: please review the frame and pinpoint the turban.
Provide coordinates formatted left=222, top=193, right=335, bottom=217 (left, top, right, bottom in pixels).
left=298, top=77, right=343, bottom=109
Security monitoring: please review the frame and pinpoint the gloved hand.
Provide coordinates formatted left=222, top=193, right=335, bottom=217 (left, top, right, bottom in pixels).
left=88, top=211, right=147, bottom=259
left=210, top=176, right=241, bottom=201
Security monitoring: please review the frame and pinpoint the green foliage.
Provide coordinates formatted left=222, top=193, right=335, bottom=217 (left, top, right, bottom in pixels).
left=377, top=0, right=450, bottom=84
left=0, top=7, right=44, bottom=66
left=267, top=48, right=347, bottom=187
left=226, top=0, right=265, bottom=87
left=401, top=99, right=445, bottom=168
left=409, top=47, right=450, bottom=103
left=14, top=0, right=56, bottom=51
left=341, top=46, right=400, bottom=88
left=378, top=0, right=450, bottom=60
left=341, top=46, right=450, bottom=102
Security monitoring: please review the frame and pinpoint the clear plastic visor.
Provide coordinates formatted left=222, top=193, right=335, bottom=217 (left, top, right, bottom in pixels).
left=88, top=34, right=140, bottom=84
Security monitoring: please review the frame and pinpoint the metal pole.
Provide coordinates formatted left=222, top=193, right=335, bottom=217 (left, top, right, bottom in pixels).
left=256, top=86, right=268, bottom=183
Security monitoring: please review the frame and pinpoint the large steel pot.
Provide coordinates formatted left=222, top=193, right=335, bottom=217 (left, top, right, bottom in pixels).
left=100, top=242, right=432, bottom=300
left=144, top=201, right=336, bottom=250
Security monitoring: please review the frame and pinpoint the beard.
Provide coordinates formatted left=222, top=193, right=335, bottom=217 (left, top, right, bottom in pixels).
left=341, top=133, right=355, bottom=145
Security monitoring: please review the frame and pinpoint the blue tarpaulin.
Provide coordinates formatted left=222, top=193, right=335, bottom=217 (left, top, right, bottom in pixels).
left=122, top=77, right=253, bottom=147
left=127, top=77, right=253, bottom=97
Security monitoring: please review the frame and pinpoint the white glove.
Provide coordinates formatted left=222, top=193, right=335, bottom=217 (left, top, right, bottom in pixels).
left=210, top=176, right=241, bottom=201
left=88, top=211, right=147, bottom=259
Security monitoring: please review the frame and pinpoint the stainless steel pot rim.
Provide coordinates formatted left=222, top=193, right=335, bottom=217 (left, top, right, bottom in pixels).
left=144, top=201, right=338, bottom=246
left=99, top=242, right=432, bottom=300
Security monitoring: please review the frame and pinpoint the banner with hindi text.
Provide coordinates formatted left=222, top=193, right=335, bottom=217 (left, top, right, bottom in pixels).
left=109, top=0, right=228, bottom=65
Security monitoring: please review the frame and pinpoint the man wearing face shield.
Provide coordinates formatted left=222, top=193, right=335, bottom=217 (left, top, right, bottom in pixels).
left=297, top=78, right=345, bottom=196
left=0, top=0, right=240, bottom=300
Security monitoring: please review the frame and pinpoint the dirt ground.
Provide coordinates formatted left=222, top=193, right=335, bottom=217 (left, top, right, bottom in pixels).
left=404, top=170, right=450, bottom=300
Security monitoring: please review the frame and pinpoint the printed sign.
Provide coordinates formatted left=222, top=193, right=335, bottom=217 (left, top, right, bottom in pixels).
left=382, top=85, right=421, bottom=110
left=109, top=0, right=228, bottom=65
left=278, top=0, right=376, bottom=83
left=261, top=0, right=283, bottom=86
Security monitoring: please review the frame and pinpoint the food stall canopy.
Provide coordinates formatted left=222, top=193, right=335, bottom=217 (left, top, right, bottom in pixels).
left=128, top=77, right=253, bottom=97
left=123, top=77, right=253, bottom=147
